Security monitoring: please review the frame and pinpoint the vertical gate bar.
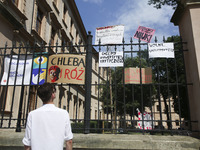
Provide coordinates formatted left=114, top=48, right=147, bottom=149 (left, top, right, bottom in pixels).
left=130, top=38, right=135, bottom=129
left=114, top=66, right=117, bottom=133
left=20, top=44, right=29, bottom=127
left=122, top=38, right=126, bottom=131
left=16, top=43, right=27, bottom=132
left=9, top=44, right=22, bottom=128
left=106, top=46, right=109, bottom=127
left=0, top=43, right=7, bottom=127
left=67, top=85, right=71, bottom=112
left=147, top=42, right=154, bottom=131
left=174, top=52, right=182, bottom=132
left=26, top=42, right=36, bottom=117
left=75, top=86, right=78, bottom=122
left=84, top=31, right=93, bottom=134
left=156, top=60, right=163, bottom=134
left=180, top=36, right=191, bottom=131
left=97, top=40, right=101, bottom=131
left=138, top=38, right=144, bottom=134
left=1, top=44, right=14, bottom=128
left=114, top=44, right=117, bottom=133
left=165, top=58, right=173, bottom=133
left=16, top=85, right=25, bottom=132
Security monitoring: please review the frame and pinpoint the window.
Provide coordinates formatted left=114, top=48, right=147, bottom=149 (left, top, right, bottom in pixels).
left=156, top=105, right=160, bottom=111
left=95, top=110, right=97, bottom=119
left=36, top=8, right=43, bottom=35
left=70, top=19, right=74, bottom=34
left=95, top=81, right=98, bottom=95
left=95, top=59, right=98, bottom=71
left=63, top=5, right=67, bottom=22
left=50, top=28, right=56, bottom=46
left=175, top=120, right=179, bottom=126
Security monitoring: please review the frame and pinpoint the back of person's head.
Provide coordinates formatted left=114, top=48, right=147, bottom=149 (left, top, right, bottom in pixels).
left=37, top=83, right=55, bottom=103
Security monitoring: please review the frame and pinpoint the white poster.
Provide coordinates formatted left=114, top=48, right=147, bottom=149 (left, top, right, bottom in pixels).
left=99, top=51, right=123, bottom=67
left=1, top=55, right=33, bottom=85
left=95, top=25, right=124, bottom=45
left=148, top=43, right=174, bottom=58
left=137, top=108, right=154, bottom=130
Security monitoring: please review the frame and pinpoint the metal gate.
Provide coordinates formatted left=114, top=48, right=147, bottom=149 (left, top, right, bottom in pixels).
left=0, top=33, right=196, bottom=135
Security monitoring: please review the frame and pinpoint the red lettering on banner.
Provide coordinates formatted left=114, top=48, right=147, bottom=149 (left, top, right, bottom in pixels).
left=63, top=68, right=84, bottom=81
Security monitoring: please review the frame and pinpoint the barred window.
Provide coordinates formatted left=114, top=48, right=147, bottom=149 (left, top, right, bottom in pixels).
left=36, top=8, right=43, bottom=35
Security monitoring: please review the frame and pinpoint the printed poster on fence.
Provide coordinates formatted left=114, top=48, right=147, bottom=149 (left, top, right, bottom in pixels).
left=125, top=67, right=152, bottom=84
left=133, top=26, right=155, bottom=43
left=148, top=43, right=175, bottom=58
left=95, top=25, right=124, bottom=45
left=47, top=54, right=85, bottom=84
left=1, top=55, right=32, bottom=85
left=137, top=108, right=154, bottom=130
left=31, top=54, right=48, bottom=85
left=99, top=51, right=124, bottom=67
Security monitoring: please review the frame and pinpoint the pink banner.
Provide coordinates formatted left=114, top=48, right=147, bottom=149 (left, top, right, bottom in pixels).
left=133, top=26, right=155, bottom=43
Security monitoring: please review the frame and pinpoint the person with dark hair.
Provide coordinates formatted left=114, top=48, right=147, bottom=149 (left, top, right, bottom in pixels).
left=22, top=83, right=73, bottom=150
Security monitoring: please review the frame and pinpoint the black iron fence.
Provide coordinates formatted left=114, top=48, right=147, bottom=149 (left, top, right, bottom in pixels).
left=0, top=33, right=198, bottom=135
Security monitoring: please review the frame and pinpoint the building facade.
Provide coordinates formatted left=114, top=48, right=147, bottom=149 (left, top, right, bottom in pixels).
left=0, top=0, right=106, bottom=128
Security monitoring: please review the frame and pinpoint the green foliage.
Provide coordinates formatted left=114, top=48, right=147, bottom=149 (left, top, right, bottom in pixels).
left=148, top=0, right=180, bottom=9
left=100, top=35, right=190, bottom=129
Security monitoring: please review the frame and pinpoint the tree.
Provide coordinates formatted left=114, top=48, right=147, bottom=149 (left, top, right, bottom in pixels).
left=148, top=35, right=189, bottom=129
left=100, top=54, right=156, bottom=124
left=148, top=0, right=180, bottom=9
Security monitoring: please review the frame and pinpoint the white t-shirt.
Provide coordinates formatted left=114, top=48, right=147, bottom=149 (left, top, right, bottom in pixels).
left=22, top=104, right=73, bottom=150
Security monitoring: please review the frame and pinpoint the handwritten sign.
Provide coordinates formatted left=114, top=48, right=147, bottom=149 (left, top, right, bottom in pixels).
left=133, top=26, right=155, bottom=43
left=47, top=54, right=85, bottom=84
left=99, top=51, right=124, bottom=67
left=148, top=43, right=174, bottom=58
left=95, top=25, right=124, bottom=45
left=125, top=67, right=152, bottom=84
left=1, top=55, right=32, bottom=85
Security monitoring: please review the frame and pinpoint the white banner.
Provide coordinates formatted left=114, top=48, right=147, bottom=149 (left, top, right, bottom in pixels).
left=99, top=51, right=123, bottom=67
left=95, top=25, right=124, bottom=45
left=148, top=43, right=174, bottom=58
left=1, top=55, right=33, bottom=85
left=137, top=108, right=154, bottom=130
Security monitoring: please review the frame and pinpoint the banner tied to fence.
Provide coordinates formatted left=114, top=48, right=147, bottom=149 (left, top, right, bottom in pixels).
left=95, top=25, right=124, bottom=45
left=1, top=55, right=33, bottom=85
left=31, top=55, right=47, bottom=85
left=124, top=67, right=152, bottom=84
left=134, top=26, right=155, bottom=43
left=99, top=51, right=124, bottom=67
left=47, top=54, right=85, bottom=84
left=148, top=43, right=175, bottom=58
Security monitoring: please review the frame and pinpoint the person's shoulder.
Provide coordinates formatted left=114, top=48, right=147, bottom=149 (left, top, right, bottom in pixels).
left=55, top=107, right=68, bottom=113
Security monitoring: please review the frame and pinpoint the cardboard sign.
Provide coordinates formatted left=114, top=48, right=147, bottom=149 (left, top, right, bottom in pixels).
left=125, top=67, right=152, bottom=84
left=95, top=25, right=124, bottom=45
left=47, top=54, right=85, bottom=84
left=99, top=51, right=124, bottom=67
left=148, top=43, right=174, bottom=58
left=1, top=55, right=32, bottom=85
left=133, top=26, right=155, bottom=43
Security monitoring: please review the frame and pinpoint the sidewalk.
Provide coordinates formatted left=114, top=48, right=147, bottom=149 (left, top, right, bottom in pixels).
left=0, top=129, right=200, bottom=150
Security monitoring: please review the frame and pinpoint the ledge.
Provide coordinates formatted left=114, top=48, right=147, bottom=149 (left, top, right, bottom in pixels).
left=0, top=129, right=200, bottom=149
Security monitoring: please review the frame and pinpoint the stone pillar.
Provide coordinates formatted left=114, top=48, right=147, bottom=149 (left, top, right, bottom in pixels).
left=171, top=0, right=200, bottom=136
